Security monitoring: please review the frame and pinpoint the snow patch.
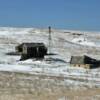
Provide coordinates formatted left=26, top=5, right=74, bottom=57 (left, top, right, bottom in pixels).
left=72, top=37, right=96, bottom=46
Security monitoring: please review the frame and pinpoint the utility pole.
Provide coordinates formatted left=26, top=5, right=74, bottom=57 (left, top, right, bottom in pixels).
left=48, top=26, right=52, bottom=54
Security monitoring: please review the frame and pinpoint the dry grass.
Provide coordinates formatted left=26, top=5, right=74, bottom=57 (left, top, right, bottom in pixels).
left=0, top=89, right=100, bottom=100
left=0, top=71, right=99, bottom=100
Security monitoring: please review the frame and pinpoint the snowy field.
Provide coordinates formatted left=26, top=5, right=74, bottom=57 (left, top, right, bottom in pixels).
left=0, top=27, right=100, bottom=89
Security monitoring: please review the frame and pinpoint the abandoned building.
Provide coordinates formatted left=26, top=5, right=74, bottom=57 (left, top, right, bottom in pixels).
left=16, top=43, right=47, bottom=60
left=70, top=55, right=100, bottom=69
left=72, top=33, right=82, bottom=36
left=16, top=43, right=23, bottom=53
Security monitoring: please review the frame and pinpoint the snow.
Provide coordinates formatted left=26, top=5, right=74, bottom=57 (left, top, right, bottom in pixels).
left=71, top=37, right=96, bottom=46
left=0, top=64, right=32, bottom=72
left=0, top=27, right=100, bottom=88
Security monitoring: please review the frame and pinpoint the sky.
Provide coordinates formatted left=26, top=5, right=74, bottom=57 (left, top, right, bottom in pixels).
left=0, top=0, right=100, bottom=31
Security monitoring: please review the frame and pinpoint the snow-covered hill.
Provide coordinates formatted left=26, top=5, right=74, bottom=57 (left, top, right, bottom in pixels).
left=0, top=27, right=100, bottom=88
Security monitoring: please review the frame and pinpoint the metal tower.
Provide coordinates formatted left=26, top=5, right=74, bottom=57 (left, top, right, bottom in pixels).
left=48, top=26, right=52, bottom=54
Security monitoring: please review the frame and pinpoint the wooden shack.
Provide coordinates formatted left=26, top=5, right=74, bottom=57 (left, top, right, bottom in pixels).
left=16, top=43, right=24, bottom=53
left=70, top=55, right=100, bottom=69
left=16, top=43, right=47, bottom=60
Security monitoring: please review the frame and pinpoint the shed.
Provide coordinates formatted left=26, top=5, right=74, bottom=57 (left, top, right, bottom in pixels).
left=16, top=43, right=47, bottom=60
left=70, top=55, right=100, bottom=69
left=16, top=43, right=24, bottom=53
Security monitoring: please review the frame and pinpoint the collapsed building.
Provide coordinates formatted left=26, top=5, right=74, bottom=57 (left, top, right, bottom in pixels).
left=70, top=55, right=100, bottom=69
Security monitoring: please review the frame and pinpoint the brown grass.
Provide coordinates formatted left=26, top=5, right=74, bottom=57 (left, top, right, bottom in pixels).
left=0, top=71, right=99, bottom=100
